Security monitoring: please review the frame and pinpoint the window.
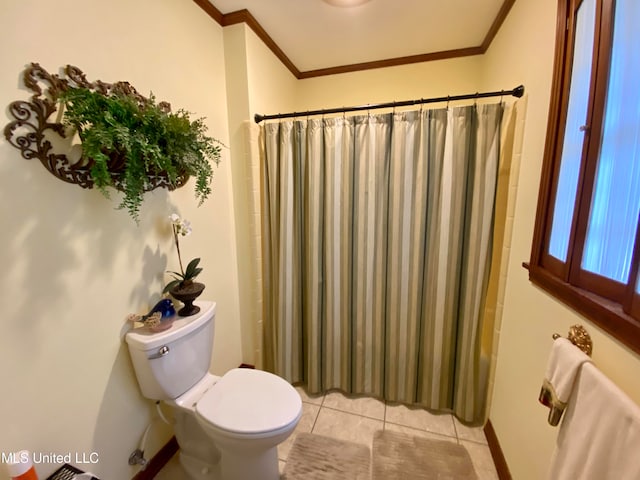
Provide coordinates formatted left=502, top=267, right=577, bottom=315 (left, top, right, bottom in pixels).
left=529, top=0, right=640, bottom=354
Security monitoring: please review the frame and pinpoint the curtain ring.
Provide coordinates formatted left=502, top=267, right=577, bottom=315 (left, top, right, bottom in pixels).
left=446, top=95, right=450, bottom=111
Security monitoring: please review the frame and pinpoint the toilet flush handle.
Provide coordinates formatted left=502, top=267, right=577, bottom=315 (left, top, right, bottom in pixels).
left=148, top=345, right=170, bottom=359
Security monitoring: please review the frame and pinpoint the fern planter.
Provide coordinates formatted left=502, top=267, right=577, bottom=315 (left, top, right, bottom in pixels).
left=4, top=64, right=222, bottom=223
left=60, top=86, right=221, bottom=222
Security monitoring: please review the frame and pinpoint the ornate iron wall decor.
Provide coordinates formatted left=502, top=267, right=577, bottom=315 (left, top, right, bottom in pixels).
left=4, top=63, right=187, bottom=191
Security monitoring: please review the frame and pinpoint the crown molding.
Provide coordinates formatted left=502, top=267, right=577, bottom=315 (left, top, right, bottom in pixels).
left=481, top=0, right=515, bottom=51
left=219, top=8, right=301, bottom=78
left=298, top=46, right=485, bottom=79
left=192, top=0, right=515, bottom=79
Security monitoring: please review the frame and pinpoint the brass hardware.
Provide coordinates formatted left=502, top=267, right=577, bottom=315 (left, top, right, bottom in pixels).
left=4, top=63, right=187, bottom=192
left=552, top=324, right=593, bottom=357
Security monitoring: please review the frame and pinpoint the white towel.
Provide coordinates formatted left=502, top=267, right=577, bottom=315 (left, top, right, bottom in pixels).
left=548, top=362, right=640, bottom=479
left=539, top=338, right=592, bottom=425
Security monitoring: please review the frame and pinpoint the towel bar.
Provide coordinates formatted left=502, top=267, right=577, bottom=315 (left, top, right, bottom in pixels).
left=552, top=324, right=593, bottom=357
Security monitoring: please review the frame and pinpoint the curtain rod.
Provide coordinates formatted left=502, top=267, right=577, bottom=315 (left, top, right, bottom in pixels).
left=254, top=85, right=524, bottom=124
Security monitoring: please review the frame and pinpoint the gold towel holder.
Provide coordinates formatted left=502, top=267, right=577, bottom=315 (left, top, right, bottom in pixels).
left=552, top=324, right=593, bottom=357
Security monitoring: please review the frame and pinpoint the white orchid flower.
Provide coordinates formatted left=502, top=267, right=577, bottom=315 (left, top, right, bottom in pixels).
left=180, top=220, right=192, bottom=237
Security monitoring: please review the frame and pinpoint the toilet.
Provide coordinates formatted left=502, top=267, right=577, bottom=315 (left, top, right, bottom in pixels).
left=125, top=301, right=302, bottom=480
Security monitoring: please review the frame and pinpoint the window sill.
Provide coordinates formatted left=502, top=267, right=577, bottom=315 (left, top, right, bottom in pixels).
left=526, top=264, right=640, bottom=356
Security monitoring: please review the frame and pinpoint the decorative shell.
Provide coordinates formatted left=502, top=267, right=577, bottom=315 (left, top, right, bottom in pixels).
left=127, top=311, right=163, bottom=329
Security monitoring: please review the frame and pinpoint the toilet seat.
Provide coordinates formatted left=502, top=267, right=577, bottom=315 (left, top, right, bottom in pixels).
left=195, top=368, right=301, bottom=435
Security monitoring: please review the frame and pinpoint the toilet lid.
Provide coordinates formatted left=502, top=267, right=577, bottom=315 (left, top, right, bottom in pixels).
left=196, top=368, right=302, bottom=434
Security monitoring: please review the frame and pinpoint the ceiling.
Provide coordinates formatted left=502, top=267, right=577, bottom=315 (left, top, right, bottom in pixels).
left=205, top=0, right=512, bottom=77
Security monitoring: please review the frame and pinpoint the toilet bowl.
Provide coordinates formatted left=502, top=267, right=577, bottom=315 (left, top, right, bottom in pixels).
left=125, top=301, right=301, bottom=480
left=196, top=368, right=302, bottom=479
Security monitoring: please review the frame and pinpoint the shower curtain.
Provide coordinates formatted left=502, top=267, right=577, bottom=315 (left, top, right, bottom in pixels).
left=259, top=103, right=503, bottom=423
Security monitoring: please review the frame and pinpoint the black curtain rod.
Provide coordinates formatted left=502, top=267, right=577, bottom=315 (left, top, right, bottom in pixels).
left=254, top=85, right=524, bottom=124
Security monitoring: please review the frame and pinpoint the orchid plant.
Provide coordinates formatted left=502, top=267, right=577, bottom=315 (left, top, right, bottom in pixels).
left=163, top=213, right=203, bottom=293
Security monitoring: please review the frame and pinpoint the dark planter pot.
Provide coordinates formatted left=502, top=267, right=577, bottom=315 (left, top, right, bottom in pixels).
left=170, top=282, right=205, bottom=316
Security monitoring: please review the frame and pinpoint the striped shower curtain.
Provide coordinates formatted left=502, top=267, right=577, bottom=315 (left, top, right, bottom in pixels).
left=259, top=103, right=503, bottom=423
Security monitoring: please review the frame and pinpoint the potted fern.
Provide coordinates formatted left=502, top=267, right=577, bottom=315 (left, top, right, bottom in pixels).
left=59, top=87, right=222, bottom=222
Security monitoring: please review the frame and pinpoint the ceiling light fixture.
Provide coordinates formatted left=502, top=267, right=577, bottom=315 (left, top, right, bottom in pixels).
left=322, top=0, right=371, bottom=7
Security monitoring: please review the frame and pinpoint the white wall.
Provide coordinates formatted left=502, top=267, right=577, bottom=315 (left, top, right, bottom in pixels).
left=481, top=0, right=640, bottom=479
left=0, top=1, right=242, bottom=479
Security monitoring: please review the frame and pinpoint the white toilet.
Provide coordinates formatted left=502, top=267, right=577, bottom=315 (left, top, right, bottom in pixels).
left=125, top=301, right=302, bottom=480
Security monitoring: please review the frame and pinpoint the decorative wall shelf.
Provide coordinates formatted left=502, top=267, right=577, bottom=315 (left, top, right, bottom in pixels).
left=3, top=63, right=187, bottom=192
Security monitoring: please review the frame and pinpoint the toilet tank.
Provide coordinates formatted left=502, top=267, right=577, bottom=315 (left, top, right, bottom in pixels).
left=125, top=301, right=216, bottom=400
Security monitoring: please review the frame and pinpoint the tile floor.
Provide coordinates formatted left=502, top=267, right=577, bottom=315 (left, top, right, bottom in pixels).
left=156, top=387, right=499, bottom=479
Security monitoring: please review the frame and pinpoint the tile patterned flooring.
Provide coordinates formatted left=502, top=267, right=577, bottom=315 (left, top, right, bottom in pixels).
left=156, top=387, right=499, bottom=479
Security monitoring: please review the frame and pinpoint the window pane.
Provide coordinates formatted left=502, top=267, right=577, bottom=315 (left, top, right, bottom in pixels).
left=548, top=0, right=596, bottom=261
left=581, top=0, right=640, bottom=283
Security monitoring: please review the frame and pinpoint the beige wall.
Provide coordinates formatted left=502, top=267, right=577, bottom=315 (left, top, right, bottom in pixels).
left=245, top=27, right=299, bottom=120
left=0, top=1, right=242, bottom=479
left=482, top=0, right=640, bottom=479
left=296, top=56, right=483, bottom=112
left=224, top=25, right=298, bottom=366
left=223, top=24, right=256, bottom=366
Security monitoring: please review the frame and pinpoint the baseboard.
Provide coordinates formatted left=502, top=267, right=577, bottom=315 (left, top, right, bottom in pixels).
left=131, top=436, right=178, bottom=480
left=484, top=419, right=512, bottom=480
